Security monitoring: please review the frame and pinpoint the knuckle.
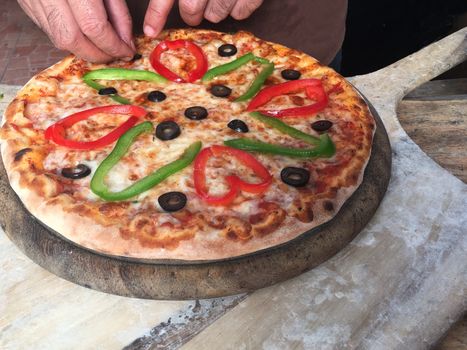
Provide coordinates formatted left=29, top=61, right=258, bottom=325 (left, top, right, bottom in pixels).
left=55, top=32, right=79, bottom=50
left=147, top=5, right=165, bottom=20
left=80, top=20, right=106, bottom=37
left=216, top=0, right=232, bottom=11
left=232, top=0, right=262, bottom=19
left=180, top=0, right=202, bottom=16
left=205, top=0, right=233, bottom=22
left=45, top=5, right=62, bottom=26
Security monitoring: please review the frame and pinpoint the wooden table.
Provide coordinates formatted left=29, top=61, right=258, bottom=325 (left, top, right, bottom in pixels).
left=397, top=78, right=467, bottom=349
left=0, top=28, right=466, bottom=349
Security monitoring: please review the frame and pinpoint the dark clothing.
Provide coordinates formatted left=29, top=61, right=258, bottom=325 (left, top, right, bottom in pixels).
left=128, top=0, right=347, bottom=65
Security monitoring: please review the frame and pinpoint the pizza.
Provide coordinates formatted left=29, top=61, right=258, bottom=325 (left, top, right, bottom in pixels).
left=0, top=29, right=375, bottom=260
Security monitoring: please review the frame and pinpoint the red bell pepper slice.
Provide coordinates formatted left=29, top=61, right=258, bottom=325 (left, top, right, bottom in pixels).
left=45, top=105, right=147, bottom=150
left=246, top=78, right=328, bottom=117
left=193, top=145, right=272, bottom=206
left=150, top=39, right=208, bottom=83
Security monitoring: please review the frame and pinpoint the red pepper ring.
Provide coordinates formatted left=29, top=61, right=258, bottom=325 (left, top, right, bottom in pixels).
left=45, top=105, right=147, bottom=150
left=150, top=39, right=208, bottom=83
left=193, top=145, right=272, bottom=206
left=246, top=78, right=329, bottom=118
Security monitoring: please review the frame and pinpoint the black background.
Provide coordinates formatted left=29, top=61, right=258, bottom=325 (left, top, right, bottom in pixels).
left=341, top=0, right=467, bottom=77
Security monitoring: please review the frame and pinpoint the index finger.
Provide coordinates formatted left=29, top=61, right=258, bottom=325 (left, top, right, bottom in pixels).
left=143, top=0, right=175, bottom=37
left=179, top=0, right=208, bottom=26
left=68, top=0, right=134, bottom=59
left=104, top=0, right=135, bottom=51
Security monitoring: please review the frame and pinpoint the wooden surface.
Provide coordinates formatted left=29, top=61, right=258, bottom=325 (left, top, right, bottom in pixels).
left=0, top=104, right=391, bottom=299
left=398, top=78, right=467, bottom=183
left=1, top=27, right=466, bottom=349
left=181, top=29, right=467, bottom=349
left=398, top=79, right=467, bottom=350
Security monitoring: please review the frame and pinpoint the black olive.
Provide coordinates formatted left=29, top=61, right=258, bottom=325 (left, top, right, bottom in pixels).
left=218, top=44, right=237, bottom=57
left=131, top=53, right=142, bottom=61
left=147, top=90, right=166, bottom=102
left=61, top=164, right=91, bottom=179
left=281, top=69, right=301, bottom=80
left=98, top=87, right=118, bottom=95
left=311, top=120, right=333, bottom=132
left=210, top=84, right=232, bottom=98
left=14, top=148, right=32, bottom=162
left=323, top=200, right=334, bottom=212
left=184, top=106, right=208, bottom=120
left=227, top=119, right=249, bottom=133
left=280, top=167, right=310, bottom=187
left=155, top=121, right=181, bottom=141
left=158, top=192, right=187, bottom=212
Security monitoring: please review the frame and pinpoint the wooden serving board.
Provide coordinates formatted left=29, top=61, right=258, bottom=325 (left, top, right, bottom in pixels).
left=0, top=103, right=390, bottom=300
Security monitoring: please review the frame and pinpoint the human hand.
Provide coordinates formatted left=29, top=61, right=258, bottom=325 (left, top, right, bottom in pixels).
left=144, top=0, right=264, bottom=37
left=17, top=0, right=135, bottom=63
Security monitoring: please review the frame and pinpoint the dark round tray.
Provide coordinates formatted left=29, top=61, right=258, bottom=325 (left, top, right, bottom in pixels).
left=0, top=101, right=391, bottom=300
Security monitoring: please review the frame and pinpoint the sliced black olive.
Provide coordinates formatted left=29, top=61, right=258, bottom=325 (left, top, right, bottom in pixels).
left=184, top=106, right=208, bottom=120
left=218, top=44, right=237, bottom=57
left=98, top=87, right=118, bottom=95
left=61, top=164, right=91, bottom=179
left=147, top=90, right=166, bottom=102
left=227, top=119, right=249, bottom=133
left=155, top=121, right=181, bottom=141
left=323, top=200, right=334, bottom=212
left=210, top=84, right=232, bottom=98
left=280, top=167, right=310, bottom=187
left=131, top=53, right=142, bottom=61
left=281, top=69, right=301, bottom=80
left=158, top=192, right=187, bottom=212
left=311, top=120, right=333, bottom=132
left=14, top=148, right=32, bottom=162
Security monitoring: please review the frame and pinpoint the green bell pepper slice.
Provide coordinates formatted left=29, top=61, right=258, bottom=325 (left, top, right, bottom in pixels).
left=83, top=68, right=168, bottom=84
left=91, top=121, right=201, bottom=201
left=224, top=112, right=335, bottom=158
left=83, top=68, right=167, bottom=105
left=202, top=53, right=274, bottom=102
left=249, top=112, right=321, bottom=146
left=235, top=61, right=274, bottom=102
left=224, top=134, right=335, bottom=159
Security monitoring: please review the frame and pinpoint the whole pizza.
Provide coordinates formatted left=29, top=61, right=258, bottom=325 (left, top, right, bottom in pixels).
left=0, top=29, right=374, bottom=260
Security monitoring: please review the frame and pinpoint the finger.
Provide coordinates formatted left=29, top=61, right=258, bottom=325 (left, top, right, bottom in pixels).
left=17, top=0, right=43, bottom=28
left=41, top=0, right=113, bottom=62
left=104, top=0, right=136, bottom=51
left=230, top=0, right=263, bottom=20
left=204, top=0, right=235, bottom=23
left=179, top=0, right=208, bottom=26
left=144, top=0, right=175, bottom=37
left=67, top=0, right=134, bottom=59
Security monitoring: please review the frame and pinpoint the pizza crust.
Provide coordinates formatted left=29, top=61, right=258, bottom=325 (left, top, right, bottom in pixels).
left=1, top=29, right=375, bottom=261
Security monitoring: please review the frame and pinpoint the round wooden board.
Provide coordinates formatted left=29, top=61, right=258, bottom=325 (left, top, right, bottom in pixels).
left=0, top=103, right=391, bottom=300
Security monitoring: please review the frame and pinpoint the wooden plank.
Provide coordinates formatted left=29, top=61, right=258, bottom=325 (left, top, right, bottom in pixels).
left=123, top=296, right=247, bottom=350
left=397, top=99, right=467, bottom=182
left=404, top=78, right=467, bottom=100
left=399, top=91, right=467, bottom=349
left=435, top=314, right=467, bottom=350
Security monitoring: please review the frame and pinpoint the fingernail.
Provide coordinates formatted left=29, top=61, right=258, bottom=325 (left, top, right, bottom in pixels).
left=144, top=25, right=156, bottom=37
left=122, top=56, right=133, bottom=62
left=122, top=37, right=136, bottom=52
